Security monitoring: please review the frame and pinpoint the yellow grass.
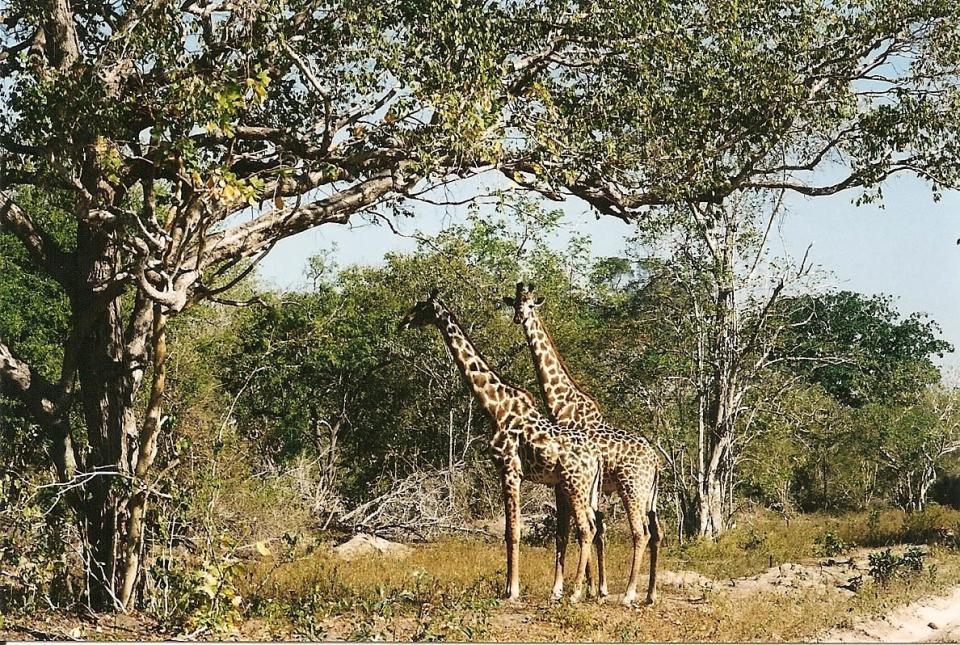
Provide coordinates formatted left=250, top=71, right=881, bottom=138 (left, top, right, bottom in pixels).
left=232, top=507, right=960, bottom=641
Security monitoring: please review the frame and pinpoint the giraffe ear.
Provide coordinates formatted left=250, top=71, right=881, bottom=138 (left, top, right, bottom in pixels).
left=502, top=296, right=516, bottom=307
left=534, top=296, right=545, bottom=306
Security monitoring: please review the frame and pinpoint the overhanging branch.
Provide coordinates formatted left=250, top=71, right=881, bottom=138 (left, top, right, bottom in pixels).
left=199, top=168, right=418, bottom=268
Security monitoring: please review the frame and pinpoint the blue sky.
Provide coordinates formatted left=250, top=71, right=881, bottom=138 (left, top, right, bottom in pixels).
left=258, top=174, right=960, bottom=370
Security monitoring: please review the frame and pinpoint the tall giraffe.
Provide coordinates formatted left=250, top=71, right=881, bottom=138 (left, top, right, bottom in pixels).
left=504, top=282, right=662, bottom=605
left=400, top=290, right=603, bottom=602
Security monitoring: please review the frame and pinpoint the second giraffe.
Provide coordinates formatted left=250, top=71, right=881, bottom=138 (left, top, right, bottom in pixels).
left=505, top=281, right=662, bottom=606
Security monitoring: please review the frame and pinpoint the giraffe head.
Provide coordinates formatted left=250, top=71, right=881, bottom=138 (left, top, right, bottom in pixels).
left=399, top=289, right=443, bottom=330
left=503, top=281, right=544, bottom=324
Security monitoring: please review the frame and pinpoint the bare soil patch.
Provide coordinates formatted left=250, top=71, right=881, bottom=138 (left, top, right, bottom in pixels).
left=818, top=585, right=960, bottom=643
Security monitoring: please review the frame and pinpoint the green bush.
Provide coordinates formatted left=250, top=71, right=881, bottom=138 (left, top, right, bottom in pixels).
left=867, top=549, right=901, bottom=585
left=816, top=530, right=850, bottom=557
left=867, top=547, right=925, bottom=586
left=901, top=546, right=925, bottom=572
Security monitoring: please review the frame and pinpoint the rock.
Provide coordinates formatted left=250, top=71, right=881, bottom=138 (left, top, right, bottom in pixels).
left=659, top=569, right=715, bottom=589
left=332, top=533, right=412, bottom=560
left=929, top=622, right=939, bottom=630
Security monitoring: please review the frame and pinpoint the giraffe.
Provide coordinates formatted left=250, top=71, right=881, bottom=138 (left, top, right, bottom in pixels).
left=504, top=281, right=662, bottom=606
left=400, top=290, right=604, bottom=602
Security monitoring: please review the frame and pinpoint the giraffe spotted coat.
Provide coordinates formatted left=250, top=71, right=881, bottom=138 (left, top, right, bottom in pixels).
left=506, top=281, right=661, bottom=606
left=400, top=291, right=603, bottom=602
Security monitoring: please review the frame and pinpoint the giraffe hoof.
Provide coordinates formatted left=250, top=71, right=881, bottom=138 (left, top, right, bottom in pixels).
left=621, top=593, right=637, bottom=606
left=644, top=594, right=657, bottom=606
left=551, top=589, right=563, bottom=602
left=503, top=589, right=521, bottom=604
left=569, top=590, right=583, bottom=604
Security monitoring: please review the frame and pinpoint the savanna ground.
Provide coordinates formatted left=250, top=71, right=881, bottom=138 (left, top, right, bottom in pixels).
left=3, top=507, right=960, bottom=642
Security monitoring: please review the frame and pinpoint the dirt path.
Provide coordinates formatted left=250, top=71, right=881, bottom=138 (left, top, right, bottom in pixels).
left=818, top=585, right=960, bottom=643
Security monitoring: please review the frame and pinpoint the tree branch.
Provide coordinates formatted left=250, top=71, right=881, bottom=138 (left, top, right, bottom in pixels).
left=199, top=168, right=418, bottom=267
left=42, top=0, right=80, bottom=69
left=0, top=336, right=67, bottom=424
left=0, top=191, right=76, bottom=291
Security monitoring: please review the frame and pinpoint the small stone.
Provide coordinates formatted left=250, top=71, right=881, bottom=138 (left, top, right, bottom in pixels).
left=928, top=622, right=939, bottom=630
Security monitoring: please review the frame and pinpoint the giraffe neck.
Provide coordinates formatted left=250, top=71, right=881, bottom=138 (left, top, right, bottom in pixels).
left=522, top=309, right=601, bottom=421
left=433, top=306, right=533, bottom=421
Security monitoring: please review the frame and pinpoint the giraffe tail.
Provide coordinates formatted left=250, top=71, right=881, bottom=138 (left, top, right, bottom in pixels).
left=590, top=460, right=604, bottom=536
left=648, top=468, right=659, bottom=514
left=590, top=461, right=602, bottom=512
left=647, top=468, right=661, bottom=540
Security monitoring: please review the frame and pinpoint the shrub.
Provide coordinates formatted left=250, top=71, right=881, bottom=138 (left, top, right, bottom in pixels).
left=150, top=549, right=246, bottom=636
left=524, top=512, right=557, bottom=547
left=816, top=531, right=850, bottom=557
left=737, top=527, right=766, bottom=551
left=867, top=549, right=900, bottom=585
left=901, top=546, right=925, bottom=572
left=867, top=547, right=925, bottom=585
left=900, top=506, right=959, bottom=545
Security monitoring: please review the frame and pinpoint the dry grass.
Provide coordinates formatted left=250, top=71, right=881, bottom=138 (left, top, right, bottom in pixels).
left=2, top=507, right=959, bottom=641
left=229, top=506, right=960, bottom=641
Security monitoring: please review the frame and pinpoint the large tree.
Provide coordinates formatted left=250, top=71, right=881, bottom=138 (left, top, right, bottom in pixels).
left=3, top=0, right=960, bottom=608
left=0, top=0, right=563, bottom=609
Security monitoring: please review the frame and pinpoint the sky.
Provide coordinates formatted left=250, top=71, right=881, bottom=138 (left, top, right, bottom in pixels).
left=257, top=173, right=960, bottom=371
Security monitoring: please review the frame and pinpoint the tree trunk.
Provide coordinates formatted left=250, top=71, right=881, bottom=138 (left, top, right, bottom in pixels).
left=71, top=227, right=154, bottom=611
left=75, top=293, right=136, bottom=610
left=698, top=474, right=726, bottom=538
left=695, top=237, right=739, bottom=538
left=919, top=457, right=939, bottom=512
left=698, top=420, right=734, bottom=538
left=118, top=307, right=167, bottom=608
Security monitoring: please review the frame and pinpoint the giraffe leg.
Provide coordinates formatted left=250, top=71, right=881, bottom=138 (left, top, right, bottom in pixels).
left=552, top=486, right=571, bottom=600
left=502, top=475, right=522, bottom=601
left=568, top=492, right=596, bottom=604
left=645, top=509, right=662, bottom=605
left=584, top=513, right=604, bottom=599
left=620, top=486, right=650, bottom=606
left=594, top=508, right=609, bottom=599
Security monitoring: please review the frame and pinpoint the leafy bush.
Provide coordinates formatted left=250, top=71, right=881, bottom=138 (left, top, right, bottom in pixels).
left=901, top=546, right=926, bottom=572
left=737, top=527, right=766, bottom=551
left=816, top=530, right=851, bottom=557
left=151, top=550, right=246, bottom=636
left=0, top=479, right=77, bottom=613
left=900, top=506, right=959, bottom=545
left=867, top=547, right=925, bottom=585
left=524, top=512, right=557, bottom=547
left=867, top=549, right=901, bottom=585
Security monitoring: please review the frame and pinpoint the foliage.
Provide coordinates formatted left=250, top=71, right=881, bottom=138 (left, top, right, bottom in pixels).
left=154, top=550, right=246, bottom=635
left=867, top=546, right=926, bottom=585
left=524, top=511, right=558, bottom=548
left=782, top=292, right=952, bottom=407
left=816, top=531, right=851, bottom=558
left=868, top=548, right=902, bottom=585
